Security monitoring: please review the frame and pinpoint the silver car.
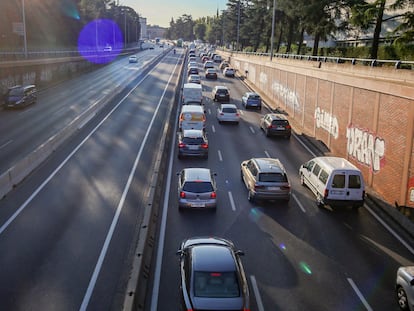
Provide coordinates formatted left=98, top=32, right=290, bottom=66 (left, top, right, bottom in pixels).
left=217, top=104, right=240, bottom=124
left=396, top=266, right=414, bottom=310
left=178, top=168, right=217, bottom=210
left=241, top=158, right=291, bottom=203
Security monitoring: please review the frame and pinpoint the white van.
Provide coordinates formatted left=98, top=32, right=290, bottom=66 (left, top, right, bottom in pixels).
left=179, top=105, right=206, bottom=131
left=299, top=156, right=365, bottom=209
left=182, top=83, right=203, bottom=105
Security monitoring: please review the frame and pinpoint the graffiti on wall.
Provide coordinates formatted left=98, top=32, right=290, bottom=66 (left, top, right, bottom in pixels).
left=315, top=107, right=339, bottom=139
left=272, top=81, right=300, bottom=110
left=346, top=124, right=385, bottom=172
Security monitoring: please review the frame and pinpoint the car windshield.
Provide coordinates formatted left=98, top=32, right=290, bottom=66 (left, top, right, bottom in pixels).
left=194, top=271, right=240, bottom=298
left=259, top=173, right=287, bottom=182
left=249, top=94, right=260, bottom=100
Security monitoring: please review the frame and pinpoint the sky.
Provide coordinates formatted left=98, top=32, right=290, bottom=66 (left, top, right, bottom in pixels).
left=120, top=0, right=229, bottom=27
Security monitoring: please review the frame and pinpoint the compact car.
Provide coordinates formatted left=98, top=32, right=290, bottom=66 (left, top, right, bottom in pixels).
left=177, top=168, right=217, bottom=210
left=4, top=85, right=37, bottom=109
left=241, top=157, right=291, bottom=202
left=177, top=129, right=208, bottom=159
left=396, top=266, right=414, bottom=311
left=223, top=67, right=235, bottom=77
left=129, top=55, right=138, bottom=63
left=177, top=236, right=250, bottom=311
left=217, top=104, right=240, bottom=124
left=188, top=74, right=201, bottom=84
left=242, top=92, right=262, bottom=110
left=205, top=68, right=218, bottom=80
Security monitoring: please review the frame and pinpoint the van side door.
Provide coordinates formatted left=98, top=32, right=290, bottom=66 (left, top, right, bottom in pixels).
left=328, top=172, right=348, bottom=201
left=346, top=173, right=364, bottom=201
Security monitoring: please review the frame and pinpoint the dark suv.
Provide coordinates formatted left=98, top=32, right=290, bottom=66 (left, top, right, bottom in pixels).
left=212, top=86, right=230, bottom=102
left=4, top=85, right=37, bottom=109
left=259, top=113, right=291, bottom=139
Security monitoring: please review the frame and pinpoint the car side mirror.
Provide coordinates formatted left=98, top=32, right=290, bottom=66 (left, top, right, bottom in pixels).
left=236, top=250, right=245, bottom=256
left=176, top=250, right=184, bottom=256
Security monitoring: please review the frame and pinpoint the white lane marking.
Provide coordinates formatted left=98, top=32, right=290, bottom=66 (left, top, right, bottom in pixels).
left=249, top=126, right=255, bottom=134
left=228, top=191, right=236, bottom=211
left=211, top=124, right=216, bottom=133
left=250, top=275, right=265, bottom=311
left=208, top=108, right=211, bottom=115
left=293, top=134, right=317, bottom=157
left=218, top=150, right=223, bottom=162
left=264, top=150, right=271, bottom=158
left=347, top=278, right=373, bottom=311
left=0, top=140, right=13, bottom=150
left=292, top=193, right=306, bottom=213
left=365, top=205, right=414, bottom=255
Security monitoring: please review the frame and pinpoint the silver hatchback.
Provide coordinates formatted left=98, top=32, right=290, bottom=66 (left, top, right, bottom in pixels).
left=178, top=168, right=217, bottom=210
left=241, top=158, right=291, bottom=203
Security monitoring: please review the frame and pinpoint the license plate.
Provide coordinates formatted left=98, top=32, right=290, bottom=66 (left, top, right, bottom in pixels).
left=188, top=145, right=199, bottom=150
left=191, top=202, right=205, bottom=207
left=276, top=126, right=285, bottom=130
left=267, top=187, right=279, bottom=190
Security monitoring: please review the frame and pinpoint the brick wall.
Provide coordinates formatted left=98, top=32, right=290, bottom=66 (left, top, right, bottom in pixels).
left=226, top=52, right=414, bottom=208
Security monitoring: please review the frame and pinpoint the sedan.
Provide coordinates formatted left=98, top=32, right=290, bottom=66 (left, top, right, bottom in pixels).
left=217, top=104, right=240, bottom=124
left=242, top=92, right=262, bottom=110
left=205, top=68, right=218, bottom=80
left=176, top=236, right=250, bottom=311
left=177, top=129, right=208, bottom=159
left=129, top=55, right=138, bottom=63
left=188, top=67, right=199, bottom=75
left=204, top=61, right=215, bottom=69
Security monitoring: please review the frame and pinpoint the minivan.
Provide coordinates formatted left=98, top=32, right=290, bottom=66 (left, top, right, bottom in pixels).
left=299, top=156, right=365, bottom=209
left=179, top=105, right=206, bottom=131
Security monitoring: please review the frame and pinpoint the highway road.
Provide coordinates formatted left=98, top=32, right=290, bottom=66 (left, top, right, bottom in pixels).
left=0, top=45, right=414, bottom=311
left=0, top=46, right=180, bottom=310
left=147, top=48, right=414, bottom=311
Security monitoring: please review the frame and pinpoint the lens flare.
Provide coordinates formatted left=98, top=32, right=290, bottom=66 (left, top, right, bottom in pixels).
left=77, top=19, right=123, bottom=64
left=299, top=261, right=312, bottom=275
left=60, top=0, right=80, bottom=20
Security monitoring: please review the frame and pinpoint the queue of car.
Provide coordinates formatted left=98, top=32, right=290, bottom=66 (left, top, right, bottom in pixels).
left=176, top=46, right=371, bottom=311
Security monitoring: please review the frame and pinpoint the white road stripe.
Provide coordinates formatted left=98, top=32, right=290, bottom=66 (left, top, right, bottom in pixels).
left=292, top=193, right=306, bottom=213
left=249, top=126, right=255, bottom=134
left=264, top=150, right=271, bottom=158
left=218, top=149, right=223, bottom=162
left=347, top=278, right=373, bottom=311
left=211, top=124, right=216, bottom=133
left=228, top=191, right=236, bottom=211
left=0, top=140, right=13, bottom=150
left=250, top=275, right=265, bottom=311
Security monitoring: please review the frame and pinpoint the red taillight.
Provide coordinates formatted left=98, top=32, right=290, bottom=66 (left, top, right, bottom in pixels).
left=201, top=143, right=208, bottom=149
left=268, top=125, right=274, bottom=129
left=286, top=124, right=292, bottom=129
left=324, top=189, right=329, bottom=198
left=178, top=142, right=186, bottom=148
left=211, top=192, right=217, bottom=198
left=180, top=191, right=186, bottom=198
left=236, top=113, right=240, bottom=117
left=281, top=186, right=291, bottom=190
left=254, top=184, right=264, bottom=190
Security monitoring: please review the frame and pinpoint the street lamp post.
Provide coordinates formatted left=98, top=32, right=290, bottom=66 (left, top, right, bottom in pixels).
left=236, top=0, right=240, bottom=51
left=270, top=0, right=276, bottom=60
left=22, top=0, right=28, bottom=58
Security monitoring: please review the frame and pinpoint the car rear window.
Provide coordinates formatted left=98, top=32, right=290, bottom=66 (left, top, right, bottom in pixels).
left=332, top=174, right=345, bottom=188
left=258, top=173, right=287, bottom=182
left=272, top=120, right=289, bottom=126
left=183, top=137, right=204, bottom=144
left=222, top=107, right=236, bottom=113
left=183, top=182, right=214, bottom=193
left=249, top=95, right=260, bottom=99
left=194, top=271, right=240, bottom=298
left=348, top=174, right=362, bottom=188
left=217, top=89, right=228, bottom=94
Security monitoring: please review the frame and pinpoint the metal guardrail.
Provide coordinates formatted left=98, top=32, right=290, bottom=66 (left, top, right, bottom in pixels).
left=225, top=50, right=414, bottom=70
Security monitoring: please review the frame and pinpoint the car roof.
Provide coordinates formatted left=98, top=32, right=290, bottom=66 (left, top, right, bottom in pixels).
left=251, top=158, right=285, bottom=173
left=215, top=85, right=228, bottom=90
left=265, top=113, right=289, bottom=121
left=311, top=156, right=360, bottom=171
left=192, top=244, right=236, bottom=272
left=183, top=168, right=212, bottom=181
left=220, top=103, right=237, bottom=109
left=182, top=129, right=204, bottom=137
left=206, top=68, right=216, bottom=72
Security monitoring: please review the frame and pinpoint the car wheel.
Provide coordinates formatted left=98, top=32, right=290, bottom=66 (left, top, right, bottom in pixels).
left=397, top=286, right=410, bottom=310
left=316, top=195, right=325, bottom=208
left=266, top=129, right=270, bottom=137
left=248, top=191, right=255, bottom=203
left=300, top=174, right=306, bottom=186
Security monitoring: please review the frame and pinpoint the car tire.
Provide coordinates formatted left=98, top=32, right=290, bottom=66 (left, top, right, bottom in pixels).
left=248, top=191, right=255, bottom=203
left=266, top=129, right=270, bottom=137
left=397, top=286, right=410, bottom=310
left=316, top=195, right=325, bottom=208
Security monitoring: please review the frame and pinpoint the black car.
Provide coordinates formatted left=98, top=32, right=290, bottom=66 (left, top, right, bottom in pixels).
left=177, top=129, right=209, bottom=159
left=177, top=237, right=250, bottom=311
left=3, top=85, right=37, bottom=109
left=212, top=86, right=230, bottom=102
left=259, top=113, right=292, bottom=139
